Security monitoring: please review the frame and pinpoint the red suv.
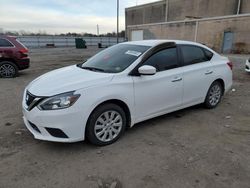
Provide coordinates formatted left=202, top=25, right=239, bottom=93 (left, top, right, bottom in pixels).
left=0, top=35, right=30, bottom=78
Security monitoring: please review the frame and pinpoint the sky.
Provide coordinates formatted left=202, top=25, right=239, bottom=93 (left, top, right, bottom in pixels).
left=0, top=0, right=159, bottom=34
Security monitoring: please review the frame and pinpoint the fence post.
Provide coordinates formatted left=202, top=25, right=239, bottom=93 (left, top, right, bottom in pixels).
left=52, top=35, right=55, bottom=46
left=37, top=36, right=40, bottom=48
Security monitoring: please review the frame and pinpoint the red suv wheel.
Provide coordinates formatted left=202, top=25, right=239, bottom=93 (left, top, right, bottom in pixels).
left=0, top=61, right=18, bottom=78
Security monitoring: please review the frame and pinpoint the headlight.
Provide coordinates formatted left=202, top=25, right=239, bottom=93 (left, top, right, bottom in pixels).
left=37, top=91, right=80, bottom=110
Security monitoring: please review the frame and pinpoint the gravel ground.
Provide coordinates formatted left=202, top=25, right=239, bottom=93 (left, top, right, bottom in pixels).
left=0, top=47, right=250, bottom=188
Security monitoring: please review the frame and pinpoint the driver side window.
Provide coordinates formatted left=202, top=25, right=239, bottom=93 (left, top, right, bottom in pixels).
left=143, top=47, right=178, bottom=72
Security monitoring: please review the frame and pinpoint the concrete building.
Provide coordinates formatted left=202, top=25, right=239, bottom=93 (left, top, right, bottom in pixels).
left=125, top=0, right=250, bottom=53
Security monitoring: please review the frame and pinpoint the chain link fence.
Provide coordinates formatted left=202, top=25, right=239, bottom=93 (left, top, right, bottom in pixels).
left=16, top=36, right=126, bottom=48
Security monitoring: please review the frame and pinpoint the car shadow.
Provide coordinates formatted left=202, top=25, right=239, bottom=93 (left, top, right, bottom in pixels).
left=126, top=104, right=205, bottom=133
left=39, top=104, right=205, bottom=151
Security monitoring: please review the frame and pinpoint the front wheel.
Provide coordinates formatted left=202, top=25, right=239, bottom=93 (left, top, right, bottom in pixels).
left=86, top=103, right=126, bottom=146
left=204, top=81, right=223, bottom=109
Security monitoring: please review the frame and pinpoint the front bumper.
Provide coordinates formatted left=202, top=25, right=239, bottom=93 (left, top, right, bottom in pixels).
left=22, top=103, right=88, bottom=143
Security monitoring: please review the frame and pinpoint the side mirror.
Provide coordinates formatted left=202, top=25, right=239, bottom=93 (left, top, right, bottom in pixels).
left=138, top=65, right=156, bottom=76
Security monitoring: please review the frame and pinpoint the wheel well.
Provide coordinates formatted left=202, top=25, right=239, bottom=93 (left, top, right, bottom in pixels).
left=0, top=58, right=17, bottom=67
left=214, top=79, right=225, bottom=95
left=89, top=99, right=131, bottom=129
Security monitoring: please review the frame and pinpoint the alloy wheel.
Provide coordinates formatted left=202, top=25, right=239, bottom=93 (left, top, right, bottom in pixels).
left=0, top=63, right=16, bottom=78
left=94, top=110, right=123, bottom=142
left=208, top=84, right=221, bottom=106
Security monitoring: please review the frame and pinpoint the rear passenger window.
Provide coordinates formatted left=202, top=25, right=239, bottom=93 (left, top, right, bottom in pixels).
left=181, top=45, right=210, bottom=66
left=144, top=47, right=179, bottom=72
left=0, top=38, right=14, bottom=47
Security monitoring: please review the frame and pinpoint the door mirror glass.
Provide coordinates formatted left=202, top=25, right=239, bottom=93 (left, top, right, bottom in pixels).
left=138, top=65, right=156, bottom=75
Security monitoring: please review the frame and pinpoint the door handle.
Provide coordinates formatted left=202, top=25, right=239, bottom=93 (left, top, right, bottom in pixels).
left=205, top=70, right=213, bottom=75
left=172, top=77, right=182, bottom=82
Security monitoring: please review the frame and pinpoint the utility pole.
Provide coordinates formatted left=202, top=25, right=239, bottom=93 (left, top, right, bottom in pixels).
left=165, top=0, right=169, bottom=22
left=237, top=0, right=241, bottom=15
left=117, top=0, right=119, bottom=44
left=97, top=24, right=99, bottom=36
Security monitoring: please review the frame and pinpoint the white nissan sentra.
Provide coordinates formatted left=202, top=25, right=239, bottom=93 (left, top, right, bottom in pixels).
left=22, top=40, right=233, bottom=145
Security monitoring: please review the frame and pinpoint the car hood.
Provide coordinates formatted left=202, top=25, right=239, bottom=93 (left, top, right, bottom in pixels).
left=27, top=65, right=114, bottom=96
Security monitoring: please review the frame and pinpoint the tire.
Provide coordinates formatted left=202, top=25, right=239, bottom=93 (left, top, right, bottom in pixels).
left=0, top=61, right=18, bottom=78
left=204, top=81, right=223, bottom=109
left=86, top=103, right=126, bottom=146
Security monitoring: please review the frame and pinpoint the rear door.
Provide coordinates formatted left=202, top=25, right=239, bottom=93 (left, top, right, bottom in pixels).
left=179, top=45, right=215, bottom=107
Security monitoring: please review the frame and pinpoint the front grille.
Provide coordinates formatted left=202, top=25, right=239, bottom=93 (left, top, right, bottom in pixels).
left=26, top=91, right=36, bottom=106
left=25, top=91, right=44, bottom=111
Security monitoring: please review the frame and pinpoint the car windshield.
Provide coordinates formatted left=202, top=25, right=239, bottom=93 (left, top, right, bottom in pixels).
left=81, top=44, right=150, bottom=73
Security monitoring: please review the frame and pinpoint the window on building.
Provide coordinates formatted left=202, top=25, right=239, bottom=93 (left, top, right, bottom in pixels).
left=181, top=45, right=211, bottom=65
left=143, top=47, right=179, bottom=72
left=0, top=38, right=14, bottom=47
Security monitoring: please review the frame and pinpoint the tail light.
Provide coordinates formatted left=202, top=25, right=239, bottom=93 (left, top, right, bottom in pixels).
left=19, top=48, right=28, bottom=58
left=227, top=62, right=233, bottom=70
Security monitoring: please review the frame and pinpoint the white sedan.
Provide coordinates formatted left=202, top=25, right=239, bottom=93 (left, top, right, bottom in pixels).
left=22, top=40, right=233, bottom=145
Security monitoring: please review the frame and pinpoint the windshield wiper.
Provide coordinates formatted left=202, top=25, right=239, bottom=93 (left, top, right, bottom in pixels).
left=81, top=66, right=105, bottom=72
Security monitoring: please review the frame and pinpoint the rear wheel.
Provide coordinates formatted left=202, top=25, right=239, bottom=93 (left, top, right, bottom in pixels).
left=204, top=81, right=223, bottom=109
left=86, top=103, right=126, bottom=146
left=0, top=61, right=18, bottom=78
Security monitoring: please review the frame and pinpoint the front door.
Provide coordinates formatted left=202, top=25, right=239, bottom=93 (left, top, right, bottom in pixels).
left=132, top=47, right=183, bottom=122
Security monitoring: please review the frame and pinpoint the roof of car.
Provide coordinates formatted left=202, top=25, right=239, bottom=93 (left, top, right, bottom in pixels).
left=0, top=35, right=15, bottom=39
left=123, top=39, right=217, bottom=54
left=124, top=39, right=204, bottom=47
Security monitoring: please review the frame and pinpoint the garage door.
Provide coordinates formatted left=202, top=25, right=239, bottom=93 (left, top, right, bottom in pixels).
left=131, top=30, right=143, bottom=41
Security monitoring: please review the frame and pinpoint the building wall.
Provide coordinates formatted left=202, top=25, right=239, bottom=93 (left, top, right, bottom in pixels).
left=241, top=0, right=250, bottom=14
left=126, top=1, right=166, bottom=26
left=167, top=0, right=238, bottom=21
left=131, top=22, right=196, bottom=41
left=197, top=16, right=250, bottom=53
left=126, top=0, right=250, bottom=53
left=126, top=0, right=250, bottom=26
left=127, top=16, right=250, bottom=53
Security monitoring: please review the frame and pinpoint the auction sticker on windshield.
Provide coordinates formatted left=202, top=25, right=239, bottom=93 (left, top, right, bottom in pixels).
left=125, top=50, right=142, bottom=57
